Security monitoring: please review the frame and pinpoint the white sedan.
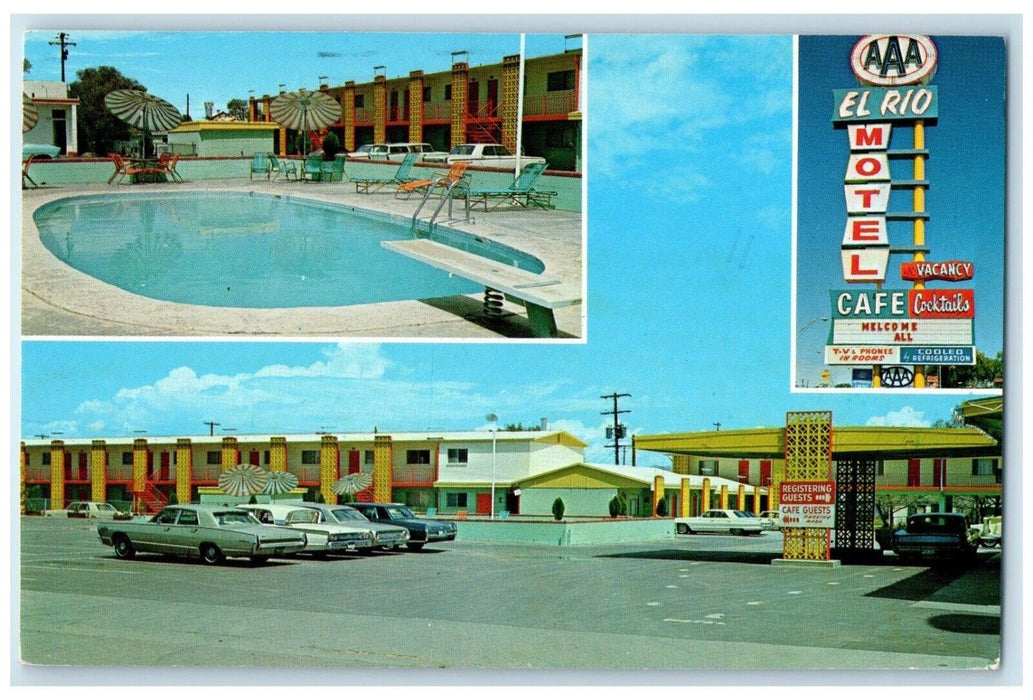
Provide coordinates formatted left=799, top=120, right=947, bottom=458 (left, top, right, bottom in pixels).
left=674, top=509, right=764, bottom=536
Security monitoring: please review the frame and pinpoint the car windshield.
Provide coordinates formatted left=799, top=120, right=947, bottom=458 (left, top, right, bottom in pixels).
left=286, top=509, right=319, bottom=524
left=387, top=506, right=415, bottom=519
left=451, top=145, right=475, bottom=155
left=215, top=511, right=257, bottom=525
left=332, top=508, right=368, bottom=522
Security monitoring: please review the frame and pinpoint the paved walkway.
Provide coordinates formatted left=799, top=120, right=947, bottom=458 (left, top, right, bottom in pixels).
left=20, top=178, right=583, bottom=339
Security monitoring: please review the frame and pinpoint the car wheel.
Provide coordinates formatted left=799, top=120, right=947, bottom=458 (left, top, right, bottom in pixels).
left=113, top=535, right=135, bottom=559
left=676, top=523, right=690, bottom=534
left=406, top=542, right=425, bottom=552
left=200, top=543, right=224, bottom=565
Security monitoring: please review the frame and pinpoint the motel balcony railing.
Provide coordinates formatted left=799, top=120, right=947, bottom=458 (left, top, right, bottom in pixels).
left=392, top=464, right=436, bottom=484
left=523, top=90, right=577, bottom=116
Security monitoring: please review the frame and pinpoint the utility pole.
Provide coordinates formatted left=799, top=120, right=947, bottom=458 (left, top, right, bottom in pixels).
left=601, top=392, right=631, bottom=465
left=48, top=32, right=76, bottom=82
left=202, top=420, right=220, bottom=436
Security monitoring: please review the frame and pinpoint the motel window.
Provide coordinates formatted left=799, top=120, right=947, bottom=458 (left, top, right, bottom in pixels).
left=41, top=452, right=51, bottom=466
left=407, top=450, right=431, bottom=465
left=972, top=458, right=998, bottom=476
left=444, top=84, right=452, bottom=101
left=447, top=448, right=468, bottom=465
left=875, top=460, right=885, bottom=476
left=354, top=94, right=365, bottom=109
left=122, top=452, right=134, bottom=466
left=364, top=450, right=375, bottom=465
left=422, top=86, right=432, bottom=102
left=301, top=450, right=319, bottom=465
left=206, top=451, right=220, bottom=465
left=263, top=451, right=270, bottom=465
left=547, top=70, right=575, bottom=92
left=698, top=459, right=718, bottom=476
left=446, top=492, right=468, bottom=508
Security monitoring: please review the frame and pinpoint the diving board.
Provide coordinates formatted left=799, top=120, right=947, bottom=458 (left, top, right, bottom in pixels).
left=382, top=238, right=581, bottom=338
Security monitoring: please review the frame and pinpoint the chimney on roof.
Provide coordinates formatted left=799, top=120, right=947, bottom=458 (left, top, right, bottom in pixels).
left=540, top=417, right=548, bottom=431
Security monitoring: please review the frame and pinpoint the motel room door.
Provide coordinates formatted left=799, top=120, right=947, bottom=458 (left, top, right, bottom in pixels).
left=476, top=492, right=491, bottom=515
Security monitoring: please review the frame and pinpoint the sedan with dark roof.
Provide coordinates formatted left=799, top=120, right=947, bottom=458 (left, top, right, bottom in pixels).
left=347, top=503, right=457, bottom=551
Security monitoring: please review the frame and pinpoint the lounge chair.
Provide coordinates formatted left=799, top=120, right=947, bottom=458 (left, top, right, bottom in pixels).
left=22, top=155, right=39, bottom=189
left=249, top=153, right=271, bottom=180
left=321, top=153, right=347, bottom=182
left=394, top=160, right=470, bottom=199
left=269, top=154, right=297, bottom=181
left=468, top=162, right=556, bottom=211
left=353, top=152, right=420, bottom=194
left=302, top=153, right=324, bottom=181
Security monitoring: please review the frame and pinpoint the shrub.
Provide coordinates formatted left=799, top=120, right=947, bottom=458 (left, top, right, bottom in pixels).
left=655, top=498, right=669, bottom=517
left=608, top=495, right=622, bottom=518
left=552, top=497, right=565, bottom=521
left=167, top=492, right=179, bottom=506
left=321, top=132, right=341, bottom=160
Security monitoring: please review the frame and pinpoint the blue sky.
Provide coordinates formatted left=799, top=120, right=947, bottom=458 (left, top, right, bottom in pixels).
left=18, top=34, right=999, bottom=467
left=795, top=35, right=1006, bottom=387
left=22, top=28, right=574, bottom=117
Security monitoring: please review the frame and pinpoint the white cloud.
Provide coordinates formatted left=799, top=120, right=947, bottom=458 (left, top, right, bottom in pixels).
left=866, top=406, right=932, bottom=428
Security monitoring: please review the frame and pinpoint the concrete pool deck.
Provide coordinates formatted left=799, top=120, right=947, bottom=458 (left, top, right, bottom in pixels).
left=21, top=178, right=584, bottom=339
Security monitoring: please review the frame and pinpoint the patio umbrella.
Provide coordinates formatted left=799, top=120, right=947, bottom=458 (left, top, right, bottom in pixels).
left=23, top=93, right=38, bottom=133
left=217, top=464, right=269, bottom=498
left=262, top=470, right=299, bottom=496
left=270, top=89, right=342, bottom=155
left=104, top=89, right=182, bottom=157
left=332, top=472, right=373, bottom=496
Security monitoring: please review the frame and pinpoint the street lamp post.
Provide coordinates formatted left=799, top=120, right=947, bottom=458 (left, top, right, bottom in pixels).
left=487, top=413, right=498, bottom=519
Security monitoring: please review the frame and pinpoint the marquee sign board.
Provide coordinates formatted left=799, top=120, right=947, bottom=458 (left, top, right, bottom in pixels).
left=831, top=318, right=974, bottom=345
left=779, top=481, right=836, bottom=529
left=825, top=345, right=975, bottom=365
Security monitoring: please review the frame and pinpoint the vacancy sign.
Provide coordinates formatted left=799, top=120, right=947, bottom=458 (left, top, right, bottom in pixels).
left=779, top=481, right=836, bottom=529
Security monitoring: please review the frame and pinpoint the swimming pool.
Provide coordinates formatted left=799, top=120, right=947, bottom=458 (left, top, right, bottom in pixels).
left=33, top=192, right=545, bottom=308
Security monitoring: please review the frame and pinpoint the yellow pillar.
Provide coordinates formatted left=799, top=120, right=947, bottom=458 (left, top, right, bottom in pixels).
left=220, top=437, right=239, bottom=470
left=50, top=441, right=66, bottom=509
left=132, top=439, right=148, bottom=509
left=373, top=75, right=387, bottom=145
left=737, top=484, right=746, bottom=511
left=719, top=484, right=729, bottom=509
left=90, top=440, right=107, bottom=503
left=672, top=455, right=690, bottom=475
left=342, top=82, right=356, bottom=152
left=701, top=477, right=711, bottom=512
left=320, top=435, right=339, bottom=505
left=500, top=54, right=521, bottom=154
left=175, top=438, right=193, bottom=505
left=269, top=437, right=287, bottom=472
left=373, top=435, right=393, bottom=503
left=679, top=478, right=690, bottom=517
left=652, top=475, right=665, bottom=516
left=450, top=62, right=469, bottom=149
left=408, top=70, right=424, bottom=143
left=753, top=485, right=762, bottom=514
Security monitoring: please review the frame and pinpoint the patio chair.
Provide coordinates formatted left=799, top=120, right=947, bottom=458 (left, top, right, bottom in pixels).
left=107, top=152, right=162, bottom=185
left=107, top=153, right=130, bottom=184
left=394, top=160, right=470, bottom=200
left=22, top=155, right=39, bottom=189
left=162, top=153, right=184, bottom=182
left=249, top=153, right=271, bottom=180
left=468, top=162, right=556, bottom=212
left=302, top=153, right=324, bottom=181
left=353, top=152, right=420, bottom=194
left=321, top=153, right=347, bottom=182
left=268, top=153, right=297, bottom=181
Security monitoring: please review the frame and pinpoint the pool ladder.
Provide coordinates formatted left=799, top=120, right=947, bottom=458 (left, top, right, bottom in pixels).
left=410, top=177, right=471, bottom=234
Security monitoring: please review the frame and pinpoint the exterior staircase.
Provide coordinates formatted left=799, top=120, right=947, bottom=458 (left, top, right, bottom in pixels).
left=132, top=481, right=168, bottom=514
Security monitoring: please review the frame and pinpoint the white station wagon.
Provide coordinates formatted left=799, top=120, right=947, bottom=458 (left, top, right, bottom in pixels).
left=674, top=509, right=765, bottom=536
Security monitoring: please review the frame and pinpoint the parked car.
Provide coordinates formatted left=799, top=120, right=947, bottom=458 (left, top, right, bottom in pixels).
left=758, top=510, right=782, bottom=531
left=351, top=142, right=447, bottom=162
left=892, top=512, right=978, bottom=564
left=349, top=144, right=376, bottom=158
left=96, top=504, right=307, bottom=565
left=66, top=501, right=131, bottom=520
left=673, top=509, right=764, bottom=536
left=296, top=502, right=410, bottom=552
left=346, top=502, right=457, bottom=551
left=423, top=142, right=546, bottom=168
left=235, top=503, right=376, bottom=555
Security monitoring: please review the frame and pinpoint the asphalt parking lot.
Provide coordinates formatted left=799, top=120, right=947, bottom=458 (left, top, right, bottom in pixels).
left=17, top=516, right=1003, bottom=681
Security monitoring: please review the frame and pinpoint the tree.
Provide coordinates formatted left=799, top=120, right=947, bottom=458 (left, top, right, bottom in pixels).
left=69, top=66, right=146, bottom=155
left=24, top=58, right=32, bottom=74
left=940, top=350, right=1003, bottom=389
left=227, top=98, right=249, bottom=122
left=551, top=497, right=565, bottom=521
